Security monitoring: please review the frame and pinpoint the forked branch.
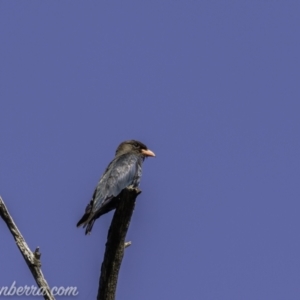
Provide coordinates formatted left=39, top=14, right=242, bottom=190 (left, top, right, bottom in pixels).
left=0, top=196, right=55, bottom=300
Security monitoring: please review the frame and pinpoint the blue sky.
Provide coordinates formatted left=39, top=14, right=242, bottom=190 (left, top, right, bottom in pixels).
left=0, top=1, right=299, bottom=299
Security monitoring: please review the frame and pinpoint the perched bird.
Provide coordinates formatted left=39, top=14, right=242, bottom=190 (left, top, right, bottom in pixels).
left=77, top=140, right=155, bottom=234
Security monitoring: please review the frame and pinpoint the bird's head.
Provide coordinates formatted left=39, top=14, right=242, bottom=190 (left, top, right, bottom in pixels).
left=115, top=140, right=155, bottom=158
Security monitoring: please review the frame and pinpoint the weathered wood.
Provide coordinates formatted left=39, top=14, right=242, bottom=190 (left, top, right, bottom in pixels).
left=0, top=196, right=55, bottom=300
left=97, top=187, right=141, bottom=300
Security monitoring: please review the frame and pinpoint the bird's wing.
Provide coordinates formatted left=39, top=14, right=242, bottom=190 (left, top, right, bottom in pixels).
left=92, top=153, right=140, bottom=214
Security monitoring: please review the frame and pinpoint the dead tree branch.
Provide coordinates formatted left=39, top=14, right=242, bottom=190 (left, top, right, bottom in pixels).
left=97, top=187, right=141, bottom=300
left=0, top=196, right=55, bottom=300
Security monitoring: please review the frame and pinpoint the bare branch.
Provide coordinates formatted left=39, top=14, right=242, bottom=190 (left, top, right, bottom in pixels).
left=97, top=187, right=141, bottom=300
left=0, top=196, right=55, bottom=300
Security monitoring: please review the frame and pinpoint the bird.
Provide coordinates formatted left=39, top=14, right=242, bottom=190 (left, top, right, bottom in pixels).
left=77, top=140, right=155, bottom=234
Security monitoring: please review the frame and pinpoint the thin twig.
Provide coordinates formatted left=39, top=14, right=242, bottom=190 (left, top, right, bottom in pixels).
left=124, top=241, right=132, bottom=248
left=97, top=187, right=141, bottom=300
left=0, top=196, right=55, bottom=300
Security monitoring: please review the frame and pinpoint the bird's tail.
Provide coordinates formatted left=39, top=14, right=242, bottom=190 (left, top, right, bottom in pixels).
left=76, top=214, right=89, bottom=228
left=77, top=200, right=95, bottom=234
left=76, top=215, right=95, bottom=235
left=77, top=196, right=120, bottom=235
left=84, top=219, right=96, bottom=235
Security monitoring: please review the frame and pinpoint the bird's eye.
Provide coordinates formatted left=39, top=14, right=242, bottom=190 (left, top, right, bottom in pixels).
left=134, top=142, right=139, bottom=148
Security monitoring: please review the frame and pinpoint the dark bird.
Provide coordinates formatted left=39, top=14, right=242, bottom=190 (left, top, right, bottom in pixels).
left=77, top=140, right=155, bottom=234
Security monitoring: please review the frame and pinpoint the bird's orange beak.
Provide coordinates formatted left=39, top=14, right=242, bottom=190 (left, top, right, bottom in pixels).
left=141, top=149, right=155, bottom=157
